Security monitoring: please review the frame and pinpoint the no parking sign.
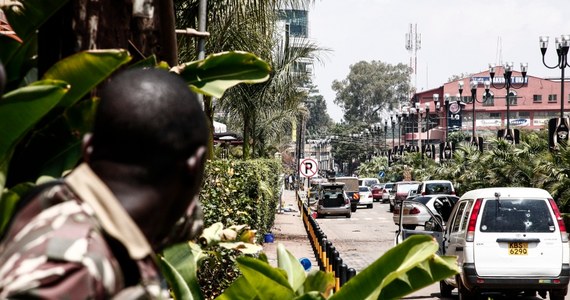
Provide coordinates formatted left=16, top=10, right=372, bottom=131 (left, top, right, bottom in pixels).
left=299, top=158, right=318, bottom=178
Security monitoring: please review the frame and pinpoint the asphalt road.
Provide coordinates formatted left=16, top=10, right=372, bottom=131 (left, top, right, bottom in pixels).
left=314, top=200, right=568, bottom=300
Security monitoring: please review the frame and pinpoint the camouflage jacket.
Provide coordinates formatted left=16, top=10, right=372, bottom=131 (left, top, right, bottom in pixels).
left=0, top=164, right=168, bottom=299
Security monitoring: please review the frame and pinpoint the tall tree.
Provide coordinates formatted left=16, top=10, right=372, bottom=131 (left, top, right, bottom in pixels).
left=332, top=60, right=410, bottom=125
left=174, top=0, right=320, bottom=159
left=306, top=85, right=333, bottom=136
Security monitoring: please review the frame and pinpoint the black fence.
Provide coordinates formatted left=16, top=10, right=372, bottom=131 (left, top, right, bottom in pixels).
left=297, top=192, right=357, bottom=291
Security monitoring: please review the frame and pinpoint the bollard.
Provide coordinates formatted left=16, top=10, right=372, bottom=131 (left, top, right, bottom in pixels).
left=340, top=263, right=348, bottom=287
left=326, top=242, right=333, bottom=273
left=347, top=268, right=357, bottom=281
left=320, top=238, right=327, bottom=271
left=334, top=256, right=342, bottom=291
left=332, top=250, right=339, bottom=277
left=328, top=245, right=335, bottom=273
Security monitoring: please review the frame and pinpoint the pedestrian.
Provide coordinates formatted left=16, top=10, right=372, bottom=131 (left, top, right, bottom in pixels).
left=0, top=68, right=208, bottom=299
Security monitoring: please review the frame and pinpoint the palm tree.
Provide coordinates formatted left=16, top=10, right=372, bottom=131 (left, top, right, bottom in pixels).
left=174, top=1, right=320, bottom=159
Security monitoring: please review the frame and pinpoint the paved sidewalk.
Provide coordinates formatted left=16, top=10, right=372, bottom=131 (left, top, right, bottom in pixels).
left=263, top=189, right=318, bottom=271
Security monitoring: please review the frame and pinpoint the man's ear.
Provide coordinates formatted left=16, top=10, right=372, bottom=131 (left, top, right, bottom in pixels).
left=187, top=146, right=206, bottom=171
left=82, top=133, right=94, bottom=162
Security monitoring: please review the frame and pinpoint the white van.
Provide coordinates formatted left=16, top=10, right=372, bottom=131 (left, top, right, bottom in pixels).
left=438, top=187, right=569, bottom=299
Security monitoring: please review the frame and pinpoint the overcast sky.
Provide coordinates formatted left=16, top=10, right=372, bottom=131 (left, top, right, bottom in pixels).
left=309, top=0, right=570, bottom=122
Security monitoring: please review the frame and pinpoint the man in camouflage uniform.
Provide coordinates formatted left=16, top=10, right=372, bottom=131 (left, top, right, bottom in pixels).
left=0, top=68, right=207, bottom=299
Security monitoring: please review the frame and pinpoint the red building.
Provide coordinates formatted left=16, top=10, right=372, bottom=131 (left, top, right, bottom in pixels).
left=408, top=66, right=570, bottom=144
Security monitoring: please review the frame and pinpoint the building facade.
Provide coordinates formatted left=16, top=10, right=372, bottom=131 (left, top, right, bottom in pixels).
left=408, top=67, right=570, bottom=144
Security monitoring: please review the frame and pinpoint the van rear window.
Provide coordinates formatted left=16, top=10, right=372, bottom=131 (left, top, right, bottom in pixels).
left=425, top=183, right=452, bottom=195
left=479, top=199, right=555, bottom=233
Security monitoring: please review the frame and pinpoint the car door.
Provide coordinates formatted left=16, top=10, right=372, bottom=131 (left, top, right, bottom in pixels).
left=473, top=198, right=563, bottom=277
left=443, top=200, right=472, bottom=285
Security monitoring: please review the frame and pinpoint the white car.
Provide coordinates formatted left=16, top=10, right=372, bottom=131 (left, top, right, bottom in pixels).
left=392, top=195, right=459, bottom=230
left=438, top=187, right=569, bottom=299
left=358, top=186, right=373, bottom=208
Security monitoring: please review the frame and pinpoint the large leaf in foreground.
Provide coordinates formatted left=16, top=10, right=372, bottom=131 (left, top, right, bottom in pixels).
left=175, top=51, right=270, bottom=98
left=0, top=81, right=68, bottom=191
left=330, top=235, right=459, bottom=300
left=234, top=256, right=295, bottom=300
left=43, top=50, right=131, bottom=109
left=277, top=243, right=306, bottom=292
left=159, top=242, right=203, bottom=300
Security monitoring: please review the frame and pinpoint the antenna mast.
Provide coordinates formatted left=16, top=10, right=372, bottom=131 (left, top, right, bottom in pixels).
left=405, top=23, right=421, bottom=97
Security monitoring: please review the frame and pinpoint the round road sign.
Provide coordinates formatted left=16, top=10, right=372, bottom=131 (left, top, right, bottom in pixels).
left=299, top=158, right=318, bottom=178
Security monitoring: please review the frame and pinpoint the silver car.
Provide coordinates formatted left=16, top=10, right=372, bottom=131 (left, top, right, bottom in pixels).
left=393, top=195, right=459, bottom=230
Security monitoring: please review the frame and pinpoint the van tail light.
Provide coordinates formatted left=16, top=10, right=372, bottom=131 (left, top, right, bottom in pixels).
left=549, top=198, right=568, bottom=243
left=451, top=191, right=456, bottom=195
left=410, top=207, right=420, bottom=214
left=344, top=197, right=350, bottom=205
left=466, top=198, right=483, bottom=242
left=421, top=192, right=425, bottom=196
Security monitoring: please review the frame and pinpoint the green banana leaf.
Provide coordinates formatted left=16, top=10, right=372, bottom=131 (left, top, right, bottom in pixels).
left=0, top=0, right=68, bottom=67
left=43, top=50, right=131, bottom=109
left=159, top=242, right=203, bottom=300
left=0, top=80, right=68, bottom=191
left=223, top=256, right=296, bottom=300
left=300, top=270, right=334, bottom=297
left=329, top=235, right=459, bottom=300
left=176, top=51, right=271, bottom=98
left=277, top=243, right=306, bottom=292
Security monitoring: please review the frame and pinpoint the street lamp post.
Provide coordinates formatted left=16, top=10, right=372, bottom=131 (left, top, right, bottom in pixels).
left=424, top=102, right=430, bottom=144
left=489, top=62, right=528, bottom=134
left=540, top=35, right=570, bottom=119
left=384, top=119, right=388, bottom=150
left=444, top=93, right=450, bottom=141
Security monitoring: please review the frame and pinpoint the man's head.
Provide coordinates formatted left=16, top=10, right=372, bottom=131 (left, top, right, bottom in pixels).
left=87, top=68, right=208, bottom=248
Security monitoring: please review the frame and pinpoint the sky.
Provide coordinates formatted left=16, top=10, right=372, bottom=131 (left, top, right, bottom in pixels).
left=309, top=0, right=570, bottom=122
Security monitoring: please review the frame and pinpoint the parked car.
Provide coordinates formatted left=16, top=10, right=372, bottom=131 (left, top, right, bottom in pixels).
left=389, top=181, right=420, bottom=212
left=416, top=180, right=455, bottom=196
left=382, top=182, right=394, bottom=203
left=371, top=184, right=384, bottom=202
left=435, top=187, right=569, bottom=299
left=392, top=195, right=459, bottom=230
left=358, top=177, right=380, bottom=188
left=358, top=186, right=373, bottom=208
left=316, top=182, right=351, bottom=218
left=335, top=176, right=360, bottom=212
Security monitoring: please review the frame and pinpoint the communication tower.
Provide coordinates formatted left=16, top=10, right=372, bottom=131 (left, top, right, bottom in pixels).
left=405, top=23, right=421, bottom=94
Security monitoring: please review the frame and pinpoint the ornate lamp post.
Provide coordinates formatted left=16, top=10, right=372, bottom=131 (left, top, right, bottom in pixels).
left=444, top=93, right=450, bottom=140
left=489, top=62, right=528, bottom=142
left=384, top=119, right=388, bottom=150
left=540, top=35, right=570, bottom=118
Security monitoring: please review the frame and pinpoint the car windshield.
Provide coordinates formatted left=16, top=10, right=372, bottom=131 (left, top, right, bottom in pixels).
left=398, top=183, right=419, bottom=193
left=385, top=183, right=394, bottom=189
left=480, top=199, right=555, bottom=233
left=359, top=187, right=370, bottom=192
left=425, top=183, right=453, bottom=194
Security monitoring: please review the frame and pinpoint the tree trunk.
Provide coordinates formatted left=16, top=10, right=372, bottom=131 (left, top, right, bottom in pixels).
left=243, top=114, right=250, bottom=160
left=204, top=95, right=214, bottom=160
left=38, top=0, right=177, bottom=76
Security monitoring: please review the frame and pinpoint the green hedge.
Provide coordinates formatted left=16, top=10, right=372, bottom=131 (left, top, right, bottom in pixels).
left=200, top=158, right=282, bottom=237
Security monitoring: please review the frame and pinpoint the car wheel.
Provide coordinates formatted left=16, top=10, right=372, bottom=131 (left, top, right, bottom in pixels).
left=345, top=213, right=351, bottom=218
left=403, top=224, right=416, bottom=230
left=439, top=280, right=453, bottom=298
left=457, top=276, right=479, bottom=300
left=316, top=213, right=322, bottom=219
left=367, top=204, right=373, bottom=209
left=550, top=289, right=567, bottom=300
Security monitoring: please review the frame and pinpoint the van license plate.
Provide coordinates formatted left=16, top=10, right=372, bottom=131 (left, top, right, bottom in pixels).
left=508, top=242, right=528, bottom=255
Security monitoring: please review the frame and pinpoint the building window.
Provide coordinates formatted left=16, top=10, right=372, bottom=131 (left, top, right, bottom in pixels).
left=548, top=94, right=557, bottom=103
left=508, top=91, right=517, bottom=106
left=490, top=112, right=501, bottom=118
left=533, top=95, right=542, bottom=103
left=483, top=93, right=494, bottom=106
left=518, top=111, right=530, bottom=118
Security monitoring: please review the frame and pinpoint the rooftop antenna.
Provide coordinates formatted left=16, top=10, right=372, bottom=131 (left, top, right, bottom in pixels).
left=405, top=23, right=421, bottom=97
left=496, top=36, right=503, bottom=66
